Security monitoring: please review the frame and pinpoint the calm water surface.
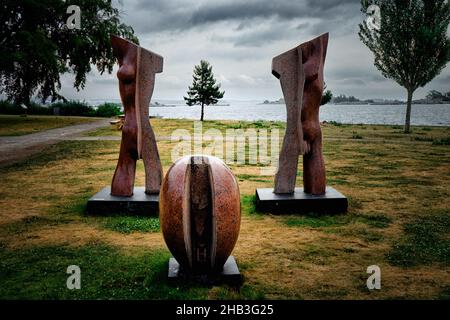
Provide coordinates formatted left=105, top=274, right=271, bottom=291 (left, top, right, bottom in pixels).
left=89, top=99, right=450, bottom=126
left=149, top=101, right=450, bottom=126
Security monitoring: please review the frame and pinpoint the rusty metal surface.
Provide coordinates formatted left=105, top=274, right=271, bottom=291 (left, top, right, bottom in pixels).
left=272, top=33, right=329, bottom=195
left=160, top=155, right=241, bottom=273
left=110, top=35, right=163, bottom=196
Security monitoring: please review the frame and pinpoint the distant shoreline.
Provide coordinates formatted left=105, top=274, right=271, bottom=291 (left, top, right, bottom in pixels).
left=260, top=102, right=450, bottom=106
left=148, top=102, right=450, bottom=126
left=261, top=98, right=450, bottom=106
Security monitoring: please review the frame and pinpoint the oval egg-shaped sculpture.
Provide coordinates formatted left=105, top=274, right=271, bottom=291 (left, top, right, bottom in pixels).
left=159, top=155, right=241, bottom=274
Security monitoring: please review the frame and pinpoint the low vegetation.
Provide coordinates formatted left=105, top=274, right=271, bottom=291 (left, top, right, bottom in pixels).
left=0, top=119, right=449, bottom=299
left=0, top=115, right=99, bottom=136
left=0, top=100, right=122, bottom=118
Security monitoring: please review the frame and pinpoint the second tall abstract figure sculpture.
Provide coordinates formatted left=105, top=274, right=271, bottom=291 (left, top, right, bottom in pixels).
left=273, top=33, right=328, bottom=195
left=110, top=35, right=163, bottom=196
left=256, top=33, right=348, bottom=214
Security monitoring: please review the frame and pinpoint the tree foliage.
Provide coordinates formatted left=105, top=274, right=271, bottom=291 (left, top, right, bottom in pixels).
left=0, top=0, right=138, bottom=105
left=426, top=90, right=450, bottom=101
left=321, top=90, right=333, bottom=105
left=359, top=0, right=450, bottom=132
left=184, top=60, right=224, bottom=121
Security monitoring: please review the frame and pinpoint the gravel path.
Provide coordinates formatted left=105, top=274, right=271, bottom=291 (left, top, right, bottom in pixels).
left=1, top=119, right=429, bottom=168
left=0, top=119, right=111, bottom=167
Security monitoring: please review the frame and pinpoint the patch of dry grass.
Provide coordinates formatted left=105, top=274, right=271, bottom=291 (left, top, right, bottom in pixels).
left=88, top=118, right=450, bottom=143
left=0, top=115, right=100, bottom=136
left=0, top=119, right=449, bottom=299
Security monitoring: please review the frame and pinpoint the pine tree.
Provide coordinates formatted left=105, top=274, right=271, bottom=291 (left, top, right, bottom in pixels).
left=184, top=60, right=225, bottom=121
left=359, top=0, right=450, bottom=133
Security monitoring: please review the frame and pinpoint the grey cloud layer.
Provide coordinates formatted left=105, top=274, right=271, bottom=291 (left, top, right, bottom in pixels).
left=61, top=0, right=449, bottom=101
left=129, top=0, right=359, bottom=34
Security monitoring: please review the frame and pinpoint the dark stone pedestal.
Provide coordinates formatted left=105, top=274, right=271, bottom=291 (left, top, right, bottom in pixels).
left=168, top=256, right=242, bottom=286
left=255, top=186, right=347, bottom=214
left=86, top=186, right=158, bottom=216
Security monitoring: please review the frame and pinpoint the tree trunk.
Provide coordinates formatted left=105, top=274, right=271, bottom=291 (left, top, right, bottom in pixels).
left=200, top=102, right=204, bottom=121
left=18, top=64, right=32, bottom=107
left=404, top=88, right=414, bottom=133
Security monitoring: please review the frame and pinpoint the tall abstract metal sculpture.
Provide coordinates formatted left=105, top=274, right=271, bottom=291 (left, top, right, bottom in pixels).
left=110, top=35, right=163, bottom=196
left=256, top=33, right=348, bottom=214
left=160, top=155, right=242, bottom=283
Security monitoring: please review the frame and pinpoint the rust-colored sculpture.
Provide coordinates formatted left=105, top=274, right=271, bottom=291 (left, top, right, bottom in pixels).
left=159, top=155, right=241, bottom=274
left=110, top=35, right=163, bottom=196
left=273, top=33, right=328, bottom=195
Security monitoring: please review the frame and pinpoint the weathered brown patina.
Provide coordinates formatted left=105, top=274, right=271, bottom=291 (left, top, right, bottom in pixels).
left=159, top=155, right=241, bottom=274
left=110, top=35, right=163, bottom=196
left=272, top=33, right=329, bottom=195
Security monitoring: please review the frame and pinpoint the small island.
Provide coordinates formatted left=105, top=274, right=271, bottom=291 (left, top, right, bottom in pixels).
left=261, top=98, right=285, bottom=104
left=262, top=90, right=450, bottom=106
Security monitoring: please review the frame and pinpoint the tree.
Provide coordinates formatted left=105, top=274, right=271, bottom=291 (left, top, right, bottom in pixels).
left=426, top=90, right=445, bottom=100
left=0, top=0, right=138, bottom=106
left=427, top=89, right=450, bottom=101
left=184, top=60, right=225, bottom=121
left=320, top=90, right=333, bottom=105
left=320, top=84, right=333, bottom=105
left=359, top=0, right=450, bottom=133
left=333, top=94, right=361, bottom=103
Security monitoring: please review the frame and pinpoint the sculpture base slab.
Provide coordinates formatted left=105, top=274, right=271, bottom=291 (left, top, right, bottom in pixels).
left=168, top=256, right=243, bottom=286
left=86, top=186, right=158, bottom=216
left=255, top=186, right=347, bottom=214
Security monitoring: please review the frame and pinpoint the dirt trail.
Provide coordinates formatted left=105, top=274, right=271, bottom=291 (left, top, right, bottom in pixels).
left=0, top=119, right=435, bottom=168
left=0, top=119, right=111, bottom=167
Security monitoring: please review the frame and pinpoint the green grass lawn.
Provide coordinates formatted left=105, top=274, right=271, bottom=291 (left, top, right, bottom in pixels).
left=0, top=119, right=449, bottom=299
left=90, top=118, right=450, bottom=145
left=0, top=115, right=101, bottom=136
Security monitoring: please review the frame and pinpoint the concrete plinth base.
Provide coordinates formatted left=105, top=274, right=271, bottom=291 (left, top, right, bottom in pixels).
left=255, top=186, right=347, bottom=214
left=86, top=187, right=158, bottom=216
left=168, top=256, right=242, bottom=286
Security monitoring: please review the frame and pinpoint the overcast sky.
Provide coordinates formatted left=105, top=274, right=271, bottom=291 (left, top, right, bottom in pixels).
left=59, top=0, right=450, bottom=101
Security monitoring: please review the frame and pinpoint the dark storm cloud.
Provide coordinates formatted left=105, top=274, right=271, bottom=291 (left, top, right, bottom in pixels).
left=189, top=1, right=307, bottom=24
left=212, top=20, right=300, bottom=47
left=305, top=0, right=359, bottom=13
left=121, top=0, right=365, bottom=52
left=189, top=0, right=358, bottom=25
left=63, top=0, right=449, bottom=101
left=128, top=0, right=360, bottom=35
left=296, top=22, right=310, bottom=30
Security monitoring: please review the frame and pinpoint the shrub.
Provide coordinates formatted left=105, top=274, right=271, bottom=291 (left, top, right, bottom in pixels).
left=95, top=103, right=122, bottom=117
left=0, top=100, right=52, bottom=115
left=432, top=137, right=450, bottom=145
left=328, top=121, right=343, bottom=127
left=0, top=100, right=18, bottom=114
left=27, top=102, right=53, bottom=115
left=52, top=100, right=95, bottom=116
left=1, top=99, right=123, bottom=118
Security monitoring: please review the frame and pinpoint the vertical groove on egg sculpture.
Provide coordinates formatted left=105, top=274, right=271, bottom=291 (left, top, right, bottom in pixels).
left=160, top=155, right=240, bottom=274
left=188, top=156, right=213, bottom=272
